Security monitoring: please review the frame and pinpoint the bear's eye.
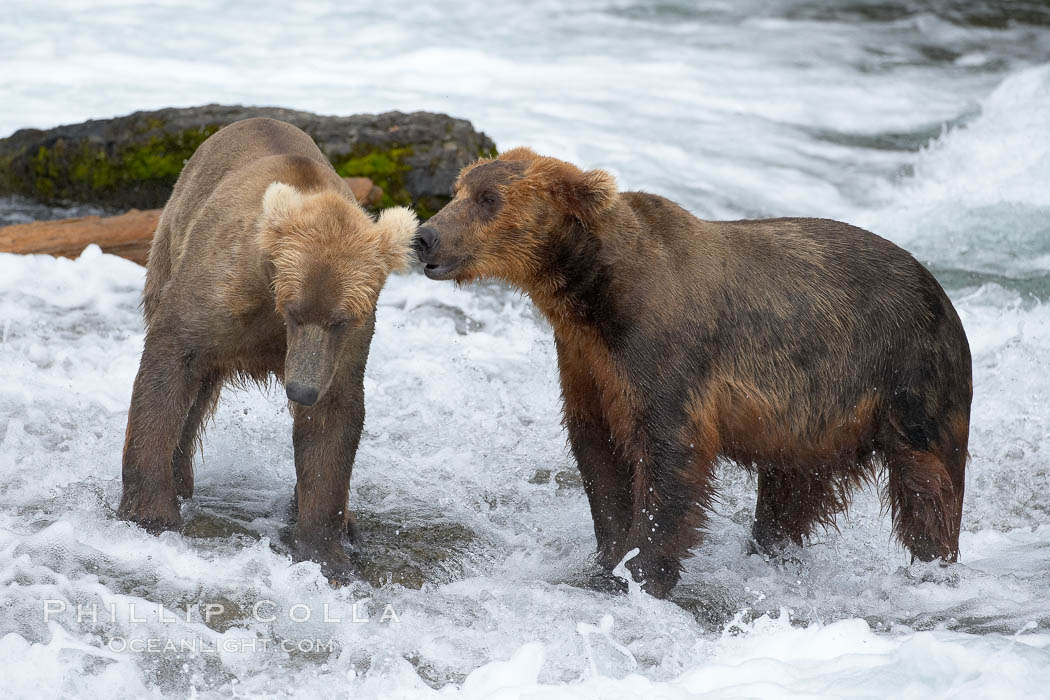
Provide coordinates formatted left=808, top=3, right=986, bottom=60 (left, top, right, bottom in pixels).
left=478, top=191, right=498, bottom=207
left=328, top=317, right=351, bottom=331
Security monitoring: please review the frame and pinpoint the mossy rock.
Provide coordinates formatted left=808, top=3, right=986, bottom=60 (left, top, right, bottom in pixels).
left=21, top=125, right=220, bottom=208
left=333, top=146, right=416, bottom=210
left=0, top=105, right=498, bottom=218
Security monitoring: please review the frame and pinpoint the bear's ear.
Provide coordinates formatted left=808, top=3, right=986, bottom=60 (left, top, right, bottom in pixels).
left=374, top=206, right=419, bottom=272
left=259, top=182, right=304, bottom=244
left=259, top=182, right=305, bottom=252
left=557, top=167, right=618, bottom=223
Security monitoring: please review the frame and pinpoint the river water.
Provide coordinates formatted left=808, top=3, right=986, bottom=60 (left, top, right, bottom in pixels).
left=1, top=1, right=1049, bottom=697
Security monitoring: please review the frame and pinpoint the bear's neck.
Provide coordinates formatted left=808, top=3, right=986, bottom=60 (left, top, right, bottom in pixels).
left=527, top=214, right=635, bottom=350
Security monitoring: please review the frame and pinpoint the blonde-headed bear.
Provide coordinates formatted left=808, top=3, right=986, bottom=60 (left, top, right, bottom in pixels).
left=119, top=118, right=417, bottom=582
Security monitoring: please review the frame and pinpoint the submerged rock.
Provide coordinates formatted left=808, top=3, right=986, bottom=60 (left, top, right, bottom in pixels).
left=0, top=104, right=497, bottom=216
left=350, top=510, right=480, bottom=589
left=182, top=512, right=260, bottom=541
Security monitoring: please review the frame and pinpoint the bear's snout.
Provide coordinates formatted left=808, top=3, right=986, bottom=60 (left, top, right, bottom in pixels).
left=414, top=225, right=439, bottom=260
left=415, top=224, right=465, bottom=280
left=285, top=380, right=319, bottom=407
left=284, top=322, right=338, bottom=407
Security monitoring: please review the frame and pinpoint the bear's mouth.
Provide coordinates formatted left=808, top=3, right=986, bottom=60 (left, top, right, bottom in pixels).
left=423, top=259, right=464, bottom=280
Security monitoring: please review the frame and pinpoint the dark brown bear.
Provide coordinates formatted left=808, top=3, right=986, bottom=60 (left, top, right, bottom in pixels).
left=414, top=147, right=972, bottom=598
left=119, top=118, right=417, bottom=581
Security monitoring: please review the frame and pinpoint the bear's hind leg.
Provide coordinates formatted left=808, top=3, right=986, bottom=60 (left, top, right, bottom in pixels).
left=884, top=381, right=968, bottom=562
left=885, top=442, right=964, bottom=562
left=171, top=373, right=222, bottom=499
left=750, top=465, right=846, bottom=557
left=119, top=331, right=204, bottom=531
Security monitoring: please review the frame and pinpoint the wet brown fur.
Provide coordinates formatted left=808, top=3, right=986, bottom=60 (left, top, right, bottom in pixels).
left=417, top=147, right=973, bottom=597
left=119, top=118, right=416, bottom=581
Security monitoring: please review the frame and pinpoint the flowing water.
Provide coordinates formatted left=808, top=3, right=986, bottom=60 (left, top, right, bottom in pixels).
left=2, top=1, right=1050, bottom=697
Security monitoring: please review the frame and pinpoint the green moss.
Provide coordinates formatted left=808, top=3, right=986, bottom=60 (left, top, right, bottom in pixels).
left=115, top=124, right=219, bottom=183
left=4, top=123, right=496, bottom=218
left=332, top=145, right=414, bottom=210
left=331, top=141, right=496, bottom=218
left=0, top=154, right=13, bottom=189
left=13, top=123, right=221, bottom=208
left=121, top=142, right=193, bottom=181
left=29, top=146, right=55, bottom=199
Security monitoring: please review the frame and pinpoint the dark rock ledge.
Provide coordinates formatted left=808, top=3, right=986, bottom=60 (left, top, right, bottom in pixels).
left=0, top=104, right=497, bottom=218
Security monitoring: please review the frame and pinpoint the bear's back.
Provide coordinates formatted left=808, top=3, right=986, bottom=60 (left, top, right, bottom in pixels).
left=619, top=193, right=946, bottom=329
left=615, top=193, right=968, bottom=428
left=177, top=119, right=329, bottom=202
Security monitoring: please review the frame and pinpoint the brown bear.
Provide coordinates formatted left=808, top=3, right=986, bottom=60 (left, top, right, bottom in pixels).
left=414, top=147, right=972, bottom=598
left=118, top=118, right=417, bottom=581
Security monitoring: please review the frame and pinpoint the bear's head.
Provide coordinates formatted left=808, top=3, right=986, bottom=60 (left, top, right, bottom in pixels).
left=413, top=148, right=618, bottom=288
left=259, top=182, right=417, bottom=406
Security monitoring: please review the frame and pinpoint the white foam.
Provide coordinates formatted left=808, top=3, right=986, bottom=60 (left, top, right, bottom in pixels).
left=854, top=65, right=1050, bottom=273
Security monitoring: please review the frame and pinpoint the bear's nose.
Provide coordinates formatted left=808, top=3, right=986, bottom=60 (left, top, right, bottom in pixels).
left=414, top=226, right=439, bottom=260
left=286, top=381, right=319, bottom=407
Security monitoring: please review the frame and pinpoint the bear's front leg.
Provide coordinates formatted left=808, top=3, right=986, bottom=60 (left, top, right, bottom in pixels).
left=564, top=413, right=634, bottom=570
left=119, top=330, right=204, bottom=531
left=621, top=436, right=717, bottom=598
left=287, top=485, right=359, bottom=544
left=170, top=373, right=222, bottom=500
left=289, top=377, right=364, bottom=584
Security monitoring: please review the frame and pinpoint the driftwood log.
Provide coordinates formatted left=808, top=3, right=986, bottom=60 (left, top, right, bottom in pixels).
left=0, top=177, right=381, bottom=266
